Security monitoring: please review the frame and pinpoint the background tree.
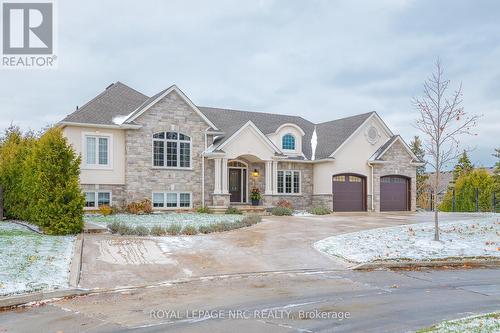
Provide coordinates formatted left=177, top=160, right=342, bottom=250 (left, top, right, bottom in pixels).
left=409, top=136, right=428, bottom=208
left=451, top=150, right=473, bottom=186
left=494, top=148, right=500, bottom=211
left=413, top=59, right=479, bottom=241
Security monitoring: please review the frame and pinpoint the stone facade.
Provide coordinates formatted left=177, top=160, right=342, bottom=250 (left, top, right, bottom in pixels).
left=125, top=90, right=207, bottom=209
left=311, top=194, right=333, bottom=210
left=372, top=141, right=417, bottom=212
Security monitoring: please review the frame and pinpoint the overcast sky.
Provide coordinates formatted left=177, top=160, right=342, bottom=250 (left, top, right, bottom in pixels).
left=1, top=0, right=499, bottom=169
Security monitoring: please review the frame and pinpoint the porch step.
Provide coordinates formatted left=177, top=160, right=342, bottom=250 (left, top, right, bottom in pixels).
left=208, top=205, right=271, bottom=216
left=83, top=222, right=108, bottom=233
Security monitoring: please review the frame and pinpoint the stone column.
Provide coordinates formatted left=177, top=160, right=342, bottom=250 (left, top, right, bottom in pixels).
left=221, top=158, right=229, bottom=194
left=272, top=161, right=278, bottom=194
left=214, top=158, right=221, bottom=194
left=265, top=161, right=272, bottom=195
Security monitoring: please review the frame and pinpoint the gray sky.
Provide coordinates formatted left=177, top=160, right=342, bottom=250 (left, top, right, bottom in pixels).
left=1, top=0, right=499, bottom=169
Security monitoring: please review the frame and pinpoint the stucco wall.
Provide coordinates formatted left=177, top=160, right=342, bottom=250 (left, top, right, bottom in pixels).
left=313, top=117, right=391, bottom=202
left=372, top=141, right=417, bottom=212
left=125, top=90, right=207, bottom=208
left=62, top=126, right=126, bottom=185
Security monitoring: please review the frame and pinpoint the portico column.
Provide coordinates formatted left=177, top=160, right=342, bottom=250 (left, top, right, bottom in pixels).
left=265, top=161, right=273, bottom=195
left=214, top=158, right=221, bottom=194
left=221, top=158, right=229, bottom=194
left=272, top=161, right=278, bottom=194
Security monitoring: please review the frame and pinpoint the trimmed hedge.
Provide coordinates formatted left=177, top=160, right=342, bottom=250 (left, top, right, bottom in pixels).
left=0, top=126, right=84, bottom=234
left=271, top=207, right=293, bottom=216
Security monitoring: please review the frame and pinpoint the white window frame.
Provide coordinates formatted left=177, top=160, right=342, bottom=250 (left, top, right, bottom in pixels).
left=152, top=131, right=193, bottom=170
left=151, top=191, right=192, bottom=210
left=82, top=132, right=113, bottom=169
left=84, top=191, right=112, bottom=210
left=276, top=170, right=301, bottom=195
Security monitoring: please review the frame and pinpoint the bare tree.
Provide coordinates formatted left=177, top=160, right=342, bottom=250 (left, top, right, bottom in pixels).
left=413, top=59, right=479, bottom=241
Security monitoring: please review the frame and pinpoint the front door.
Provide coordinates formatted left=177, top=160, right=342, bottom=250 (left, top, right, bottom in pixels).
left=229, top=168, right=242, bottom=203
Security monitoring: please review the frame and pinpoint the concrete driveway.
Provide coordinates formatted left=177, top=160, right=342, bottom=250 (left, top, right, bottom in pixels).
left=79, top=212, right=486, bottom=289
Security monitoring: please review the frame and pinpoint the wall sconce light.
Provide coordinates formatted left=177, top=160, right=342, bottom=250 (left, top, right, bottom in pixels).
left=252, top=169, right=259, bottom=177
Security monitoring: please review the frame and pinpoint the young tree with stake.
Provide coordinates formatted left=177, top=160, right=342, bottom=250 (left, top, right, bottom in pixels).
left=413, top=59, right=479, bottom=241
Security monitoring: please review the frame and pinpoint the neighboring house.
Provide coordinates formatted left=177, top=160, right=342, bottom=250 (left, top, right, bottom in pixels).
left=59, top=82, right=423, bottom=212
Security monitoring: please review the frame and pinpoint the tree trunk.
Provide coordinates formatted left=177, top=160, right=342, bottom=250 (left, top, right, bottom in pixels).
left=433, top=171, right=440, bottom=241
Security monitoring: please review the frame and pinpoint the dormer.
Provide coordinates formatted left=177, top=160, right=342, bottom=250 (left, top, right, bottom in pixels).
left=268, top=123, right=305, bottom=157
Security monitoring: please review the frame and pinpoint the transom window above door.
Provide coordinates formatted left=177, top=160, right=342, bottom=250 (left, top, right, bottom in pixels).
left=153, top=131, right=191, bottom=168
left=282, top=134, right=296, bottom=150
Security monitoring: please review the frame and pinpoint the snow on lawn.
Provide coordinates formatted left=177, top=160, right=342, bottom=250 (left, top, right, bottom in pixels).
left=417, top=311, right=500, bottom=333
left=0, top=222, right=75, bottom=296
left=85, top=213, right=245, bottom=229
left=315, top=216, right=500, bottom=263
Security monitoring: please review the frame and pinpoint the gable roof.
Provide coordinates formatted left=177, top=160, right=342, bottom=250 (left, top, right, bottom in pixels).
left=369, top=135, right=422, bottom=162
left=61, top=82, right=148, bottom=126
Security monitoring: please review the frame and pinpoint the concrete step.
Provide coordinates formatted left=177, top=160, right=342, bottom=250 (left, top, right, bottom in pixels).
left=83, top=222, right=108, bottom=234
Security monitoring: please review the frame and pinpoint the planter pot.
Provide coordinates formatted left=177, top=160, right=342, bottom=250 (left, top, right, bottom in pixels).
left=251, top=199, right=260, bottom=206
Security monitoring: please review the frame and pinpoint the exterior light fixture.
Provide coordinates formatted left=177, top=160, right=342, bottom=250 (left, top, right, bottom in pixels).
left=252, top=169, right=259, bottom=177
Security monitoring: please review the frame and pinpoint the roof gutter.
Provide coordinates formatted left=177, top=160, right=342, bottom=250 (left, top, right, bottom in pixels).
left=58, top=121, right=142, bottom=130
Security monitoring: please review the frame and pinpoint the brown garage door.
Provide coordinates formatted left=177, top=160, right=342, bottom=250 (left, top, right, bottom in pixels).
left=332, top=174, right=366, bottom=212
left=380, top=176, right=409, bottom=211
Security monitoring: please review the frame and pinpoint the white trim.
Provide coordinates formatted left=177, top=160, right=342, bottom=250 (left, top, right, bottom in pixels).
left=274, top=123, right=306, bottom=136
left=83, top=190, right=112, bottom=210
left=329, top=112, right=394, bottom=158
left=59, top=121, right=141, bottom=130
left=81, top=132, right=113, bottom=170
left=151, top=191, right=193, bottom=210
left=373, top=135, right=420, bottom=161
left=124, top=85, right=218, bottom=130
left=228, top=160, right=249, bottom=204
left=218, top=121, right=282, bottom=154
left=276, top=170, right=301, bottom=195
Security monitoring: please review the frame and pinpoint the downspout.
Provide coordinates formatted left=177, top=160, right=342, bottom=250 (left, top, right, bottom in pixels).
left=368, top=162, right=374, bottom=212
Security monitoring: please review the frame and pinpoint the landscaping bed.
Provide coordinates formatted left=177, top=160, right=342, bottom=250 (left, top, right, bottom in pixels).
left=315, top=216, right=500, bottom=264
left=0, top=222, right=75, bottom=296
left=417, top=311, right=500, bottom=333
left=84, top=213, right=259, bottom=236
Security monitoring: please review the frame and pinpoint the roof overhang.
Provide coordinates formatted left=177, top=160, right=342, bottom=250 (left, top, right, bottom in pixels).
left=58, top=121, right=142, bottom=130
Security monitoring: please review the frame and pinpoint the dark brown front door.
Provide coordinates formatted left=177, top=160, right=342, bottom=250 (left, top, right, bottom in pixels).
left=332, top=174, right=366, bottom=211
left=229, top=169, right=242, bottom=203
left=380, top=176, right=409, bottom=211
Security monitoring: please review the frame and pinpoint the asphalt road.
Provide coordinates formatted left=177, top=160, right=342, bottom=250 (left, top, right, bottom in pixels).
left=1, top=268, right=499, bottom=333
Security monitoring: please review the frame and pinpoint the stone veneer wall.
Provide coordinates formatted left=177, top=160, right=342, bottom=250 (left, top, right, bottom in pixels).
left=372, top=141, right=417, bottom=212
left=81, top=184, right=126, bottom=208
left=125, top=90, right=207, bottom=209
left=311, top=194, right=333, bottom=210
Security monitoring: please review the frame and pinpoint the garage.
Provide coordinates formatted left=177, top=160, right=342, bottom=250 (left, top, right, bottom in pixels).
left=332, top=174, right=367, bottom=211
left=380, top=175, right=410, bottom=211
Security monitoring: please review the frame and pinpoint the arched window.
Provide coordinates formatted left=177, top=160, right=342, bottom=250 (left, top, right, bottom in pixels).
left=282, top=134, right=296, bottom=150
left=153, top=131, right=191, bottom=168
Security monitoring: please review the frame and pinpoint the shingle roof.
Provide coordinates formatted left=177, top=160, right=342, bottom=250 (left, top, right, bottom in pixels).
left=61, top=82, right=148, bottom=125
left=370, top=135, right=399, bottom=160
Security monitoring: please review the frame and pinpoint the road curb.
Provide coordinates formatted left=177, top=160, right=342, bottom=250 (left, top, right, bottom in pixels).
left=351, top=258, right=500, bottom=270
left=0, top=288, right=90, bottom=310
left=69, top=233, right=84, bottom=287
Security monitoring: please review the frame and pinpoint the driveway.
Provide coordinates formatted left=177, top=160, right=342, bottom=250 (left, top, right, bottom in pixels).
left=79, top=212, right=486, bottom=289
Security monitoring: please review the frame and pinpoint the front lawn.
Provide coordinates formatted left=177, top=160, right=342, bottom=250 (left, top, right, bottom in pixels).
left=315, top=216, right=500, bottom=263
left=0, top=222, right=75, bottom=296
left=417, top=312, right=500, bottom=333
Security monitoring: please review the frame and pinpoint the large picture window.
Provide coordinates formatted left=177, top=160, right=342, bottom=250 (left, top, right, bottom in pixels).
left=277, top=170, right=300, bottom=194
left=153, top=132, right=191, bottom=168
left=84, top=191, right=111, bottom=208
left=152, top=192, right=192, bottom=208
left=85, top=135, right=110, bottom=167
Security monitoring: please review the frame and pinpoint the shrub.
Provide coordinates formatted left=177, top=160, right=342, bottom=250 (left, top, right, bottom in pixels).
left=196, top=206, right=212, bottom=214
left=166, top=223, right=182, bottom=235
left=182, top=225, right=198, bottom=235
left=198, top=225, right=213, bottom=234
left=271, top=207, right=293, bottom=216
left=276, top=199, right=293, bottom=210
left=133, top=225, right=149, bottom=236
left=150, top=225, right=167, bottom=236
left=107, top=221, right=122, bottom=234
left=99, top=204, right=113, bottom=216
left=308, top=207, right=332, bottom=215
left=107, top=222, right=134, bottom=235
left=242, top=214, right=261, bottom=226
left=225, top=206, right=243, bottom=215
left=126, top=199, right=153, bottom=215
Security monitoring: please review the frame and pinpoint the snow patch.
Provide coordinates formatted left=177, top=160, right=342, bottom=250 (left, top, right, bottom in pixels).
left=310, top=126, right=317, bottom=161
left=112, top=115, right=130, bottom=125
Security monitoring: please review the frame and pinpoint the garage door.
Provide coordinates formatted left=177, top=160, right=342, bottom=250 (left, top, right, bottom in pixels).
left=380, top=176, right=409, bottom=211
left=332, top=174, right=366, bottom=212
